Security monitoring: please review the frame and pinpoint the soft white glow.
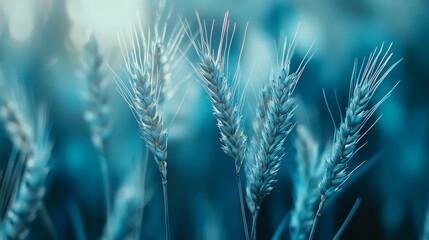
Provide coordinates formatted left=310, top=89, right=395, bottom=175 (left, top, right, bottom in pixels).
left=2, top=0, right=35, bottom=41
left=66, top=0, right=145, bottom=51
left=8, top=13, right=34, bottom=42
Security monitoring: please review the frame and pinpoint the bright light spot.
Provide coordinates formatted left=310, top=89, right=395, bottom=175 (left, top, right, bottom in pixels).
left=9, top=14, right=34, bottom=41
left=2, top=0, right=34, bottom=41
left=66, top=0, right=145, bottom=51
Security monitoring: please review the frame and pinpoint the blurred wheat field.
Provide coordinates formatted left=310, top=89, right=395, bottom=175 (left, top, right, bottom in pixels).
left=0, top=0, right=428, bottom=239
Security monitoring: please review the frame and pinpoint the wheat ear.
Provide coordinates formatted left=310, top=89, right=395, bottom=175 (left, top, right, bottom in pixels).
left=308, top=44, right=401, bottom=240
left=289, top=125, right=324, bottom=240
left=245, top=35, right=311, bottom=239
left=185, top=12, right=250, bottom=239
left=152, top=0, right=187, bottom=105
left=82, top=35, right=112, bottom=216
left=101, top=160, right=146, bottom=240
left=1, top=107, right=52, bottom=239
left=115, top=24, right=170, bottom=239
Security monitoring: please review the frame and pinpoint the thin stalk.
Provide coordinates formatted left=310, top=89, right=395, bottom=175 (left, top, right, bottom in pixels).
left=138, top=148, right=150, bottom=239
left=250, top=207, right=260, bottom=240
left=308, top=196, right=326, bottom=240
left=236, top=174, right=250, bottom=240
left=332, top=198, right=362, bottom=240
left=39, top=205, right=60, bottom=240
left=68, top=200, right=87, bottom=240
left=98, top=151, right=111, bottom=216
left=162, top=180, right=170, bottom=240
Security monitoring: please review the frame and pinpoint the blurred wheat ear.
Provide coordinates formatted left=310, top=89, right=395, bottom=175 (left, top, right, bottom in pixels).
left=151, top=0, right=188, bottom=105
left=184, top=11, right=250, bottom=239
left=0, top=78, right=34, bottom=154
left=82, top=35, right=112, bottom=216
left=0, top=76, right=54, bottom=239
left=102, top=157, right=147, bottom=240
left=245, top=32, right=313, bottom=239
left=1, top=107, right=53, bottom=240
left=308, top=44, right=401, bottom=240
left=289, top=123, right=325, bottom=240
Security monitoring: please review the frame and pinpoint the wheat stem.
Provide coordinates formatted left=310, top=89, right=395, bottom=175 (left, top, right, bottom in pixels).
left=308, top=195, right=326, bottom=240
left=250, top=206, right=260, bottom=240
left=422, top=201, right=429, bottom=240
left=162, top=179, right=170, bottom=240
left=98, top=153, right=111, bottom=216
left=237, top=174, right=250, bottom=240
left=332, top=198, right=362, bottom=240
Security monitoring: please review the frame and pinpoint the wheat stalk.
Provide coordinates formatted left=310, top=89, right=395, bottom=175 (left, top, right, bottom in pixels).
left=184, top=12, right=250, bottom=239
left=82, top=35, right=112, bottom=216
left=308, top=44, right=401, bottom=240
left=245, top=35, right=311, bottom=239
left=422, top=202, right=429, bottom=240
left=1, top=107, right=52, bottom=240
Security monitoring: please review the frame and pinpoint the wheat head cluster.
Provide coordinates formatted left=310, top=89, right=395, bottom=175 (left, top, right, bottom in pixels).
left=0, top=1, right=423, bottom=240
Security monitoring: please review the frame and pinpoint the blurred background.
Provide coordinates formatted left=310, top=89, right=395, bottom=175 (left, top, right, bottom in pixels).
left=0, top=0, right=428, bottom=239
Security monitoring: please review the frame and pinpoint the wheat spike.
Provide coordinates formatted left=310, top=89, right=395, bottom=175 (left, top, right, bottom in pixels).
left=83, top=35, right=112, bottom=152
left=309, top=44, right=401, bottom=240
left=187, top=11, right=247, bottom=173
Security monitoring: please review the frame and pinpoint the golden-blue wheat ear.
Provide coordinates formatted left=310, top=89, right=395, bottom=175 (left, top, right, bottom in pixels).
left=308, top=43, right=401, bottom=240
left=1, top=107, right=53, bottom=239
left=184, top=11, right=248, bottom=173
